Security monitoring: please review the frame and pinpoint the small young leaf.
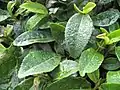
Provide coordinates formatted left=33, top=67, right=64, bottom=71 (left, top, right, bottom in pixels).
left=65, top=13, right=93, bottom=58
left=20, top=2, right=48, bottom=14
left=87, top=69, right=100, bottom=83
left=18, top=50, right=61, bottom=78
left=92, top=9, right=119, bottom=27
left=26, top=14, right=46, bottom=31
left=13, top=30, right=54, bottom=46
left=83, top=2, right=96, bottom=14
left=107, top=71, right=120, bottom=84
left=79, top=48, right=104, bottom=77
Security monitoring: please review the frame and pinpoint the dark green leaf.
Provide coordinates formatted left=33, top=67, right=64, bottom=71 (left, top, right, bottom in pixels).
left=115, top=46, right=120, bottom=61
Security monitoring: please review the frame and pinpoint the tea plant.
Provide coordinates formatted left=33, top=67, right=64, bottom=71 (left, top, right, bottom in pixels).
left=1, top=0, right=120, bottom=90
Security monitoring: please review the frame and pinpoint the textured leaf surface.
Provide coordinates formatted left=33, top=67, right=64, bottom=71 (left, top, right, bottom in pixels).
left=13, top=30, right=54, bottom=46
left=18, top=50, right=61, bottom=78
left=0, top=9, right=10, bottom=22
left=107, top=71, right=120, bottom=84
left=46, top=77, right=91, bottom=90
left=20, top=2, right=48, bottom=14
left=65, top=13, right=93, bottom=58
left=26, top=14, right=46, bottom=31
left=57, top=60, right=79, bottom=79
left=99, top=83, right=120, bottom=90
left=79, top=48, right=104, bottom=77
left=92, top=9, right=119, bottom=27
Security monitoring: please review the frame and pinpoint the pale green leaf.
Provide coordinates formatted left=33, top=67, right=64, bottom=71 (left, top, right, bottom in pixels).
left=20, top=2, right=48, bottom=14
left=107, top=71, right=120, bottom=84
left=18, top=50, right=61, bottom=78
left=79, top=48, right=104, bottom=77
left=13, top=30, right=54, bottom=46
left=83, top=2, right=96, bottom=14
left=65, top=13, right=93, bottom=58
left=92, top=9, right=119, bottom=27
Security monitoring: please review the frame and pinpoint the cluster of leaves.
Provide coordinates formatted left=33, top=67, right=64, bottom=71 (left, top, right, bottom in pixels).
left=1, top=0, right=120, bottom=90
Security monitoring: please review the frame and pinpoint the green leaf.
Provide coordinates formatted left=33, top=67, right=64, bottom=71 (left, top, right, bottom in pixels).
left=26, top=14, right=46, bottom=31
left=87, top=69, right=100, bottom=83
left=92, top=9, right=119, bottom=27
left=57, top=60, right=79, bottom=80
left=0, top=46, right=20, bottom=83
left=14, top=78, right=34, bottom=90
left=18, top=50, right=61, bottom=78
left=46, top=77, right=91, bottom=90
left=50, top=23, right=65, bottom=43
left=115, top=46, right=120, bottom=61
left=79, top=48, right=104, bottom=77
left=109, top=22, right=120, bottom=32
left=83, top=2, right=96, bottom=14
left=13, top=30, right=54, bottom=46
left=99, top=83, right=120, bottom=90
left=65, top=13, right=93, bottom=58
left=102, top=57, right=120, bottom=70
left=0, top=9, right=10, bottom=22
left=107, top=71, right=120, bottom=84
left=108, top=29, right=120, bottom=44
left=20, top=2, right=48, bottom=14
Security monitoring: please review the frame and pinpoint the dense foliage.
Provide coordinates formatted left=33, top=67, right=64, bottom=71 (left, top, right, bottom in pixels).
left=1, top=0, right=120, bottom=90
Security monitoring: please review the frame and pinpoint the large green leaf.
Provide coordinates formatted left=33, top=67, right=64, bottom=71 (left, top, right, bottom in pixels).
left=65, top=13, right=93, bottom=58
left=46, top=77, right=91, bottom=90
left=79, top=48, right=104, bottom=77
left=26, top=14, right=46, bottom=31
left=115, top=46, right=120, bottom=61
left=20, top=2, right=48, bottom=14
left=92, top=9, right=119, bottom=27
left=56, top=60, right=79, bottom=80
left=107, top=71, right=120, bottom=84
left=13, top=30, right=54, bottom=46
left=0, top=9, right=10, bottom=22
left=102, top=57, right=120, bottom=70
left=99, top=83, right=120, bottom=90
left=0, top=44, right=6, bottom=54
left=18, top=50, right=61, bottom=78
